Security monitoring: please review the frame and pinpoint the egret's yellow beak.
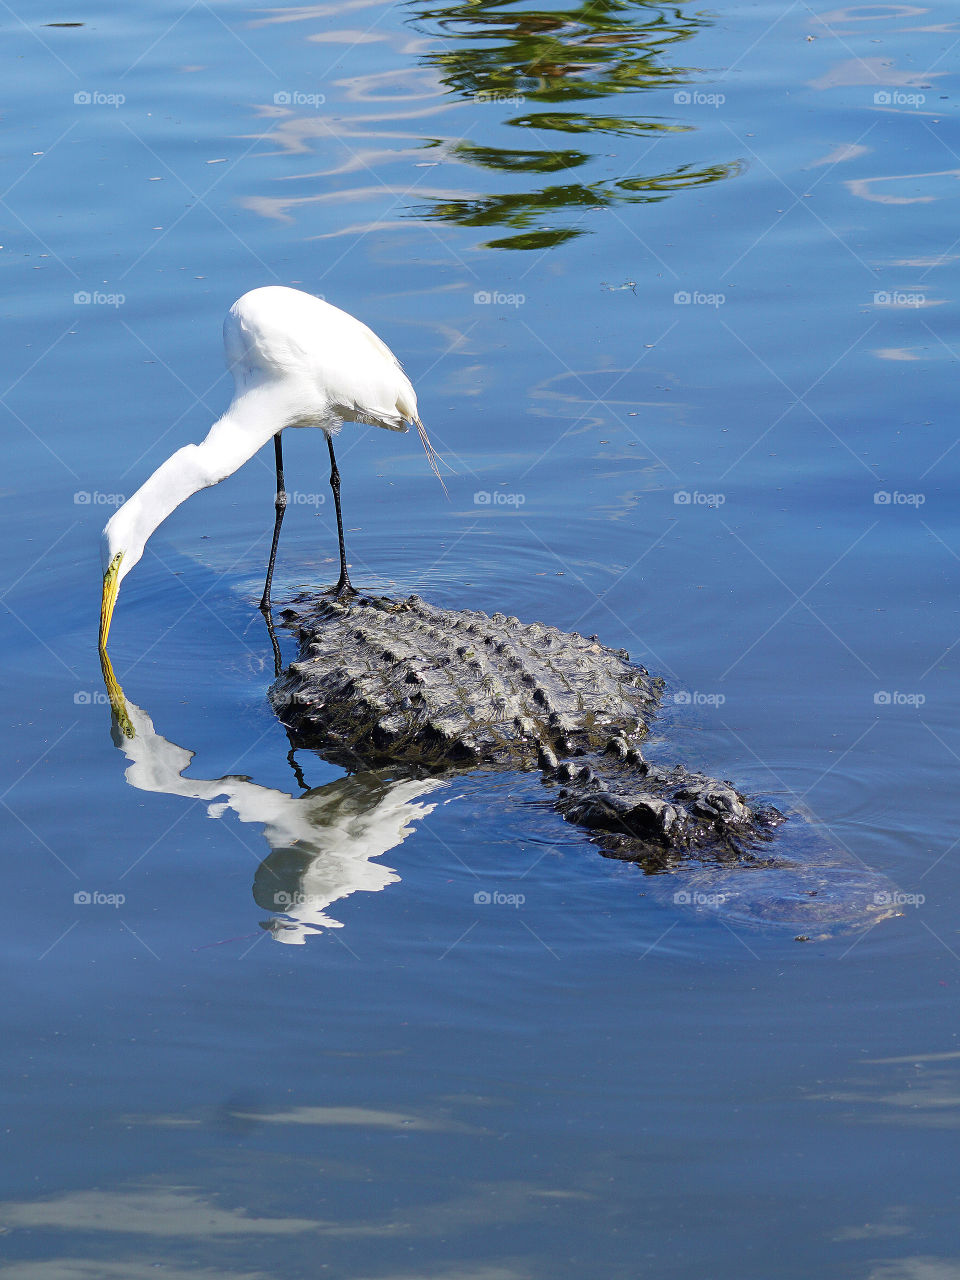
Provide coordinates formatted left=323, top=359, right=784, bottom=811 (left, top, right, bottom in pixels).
left=99, top=647, right=135, bottom=739
left=99, top=552, right=123, bottom=651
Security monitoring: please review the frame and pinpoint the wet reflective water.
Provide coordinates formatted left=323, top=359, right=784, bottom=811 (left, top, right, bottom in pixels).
left=3, top=0, right=960, bottom=1276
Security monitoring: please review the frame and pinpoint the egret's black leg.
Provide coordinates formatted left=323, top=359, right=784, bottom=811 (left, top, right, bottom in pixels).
left=262, top=606, right=284, bottom=679
left=260, top=433, right=287, bottom=615
left=285, top=746, right=309, bottom=793
left=327, top=433, right=356, bottom=597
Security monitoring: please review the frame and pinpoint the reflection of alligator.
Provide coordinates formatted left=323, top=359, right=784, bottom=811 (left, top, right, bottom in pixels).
left=272, top=593, right=900, bottom=935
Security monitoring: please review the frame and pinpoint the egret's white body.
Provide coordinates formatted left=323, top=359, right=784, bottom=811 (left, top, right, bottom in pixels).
left=99, top=286, right=437, bottom=647
left=223, top=286, right=419, bottom=431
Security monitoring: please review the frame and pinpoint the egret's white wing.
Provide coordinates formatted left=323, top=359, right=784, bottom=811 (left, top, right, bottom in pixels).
left=226, top=285, right=418, bottom=430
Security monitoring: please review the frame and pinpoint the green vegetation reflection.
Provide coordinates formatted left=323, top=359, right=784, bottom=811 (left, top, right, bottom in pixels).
left=408, top=0, right=740, bottom=248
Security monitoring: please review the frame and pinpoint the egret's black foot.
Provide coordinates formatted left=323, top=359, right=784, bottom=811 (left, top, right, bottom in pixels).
left=327, top=576, right=358, bottom=600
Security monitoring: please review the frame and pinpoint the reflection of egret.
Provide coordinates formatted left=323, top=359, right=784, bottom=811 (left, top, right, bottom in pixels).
left=99, top=286, right=444, bottom=649
left=99, top=653, right=443, bottom=944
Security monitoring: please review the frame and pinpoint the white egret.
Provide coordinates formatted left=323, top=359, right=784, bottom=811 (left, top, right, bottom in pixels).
left=99, top=285, right=442, bottom=649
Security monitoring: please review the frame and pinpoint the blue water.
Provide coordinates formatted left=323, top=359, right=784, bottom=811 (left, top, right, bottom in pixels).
left=3, top=1, right=960, bottom=1276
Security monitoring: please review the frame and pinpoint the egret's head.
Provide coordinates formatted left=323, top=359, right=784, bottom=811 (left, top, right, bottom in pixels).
left=99, top=507, right=145, bottom=651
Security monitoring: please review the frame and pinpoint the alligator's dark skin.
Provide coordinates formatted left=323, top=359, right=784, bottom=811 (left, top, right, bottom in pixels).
left=270, top=593, right=899, bottom=932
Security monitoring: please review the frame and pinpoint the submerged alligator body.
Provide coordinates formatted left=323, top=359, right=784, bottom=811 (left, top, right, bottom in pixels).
left=271, top=593, right=899, bottom=935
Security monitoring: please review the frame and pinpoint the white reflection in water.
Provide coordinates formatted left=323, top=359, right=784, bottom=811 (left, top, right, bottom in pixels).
left=119, top=1102, right=473, bottom=1131
left=867, top=1262, right=960, bottom=1280
left=102, top=664, right=442, bottom=944
left=810, top=1049, right=960, bottom=1128
left=847, top=169, right=960, bottom=204
left=306, top=28, right=392, bottom=44
left=813, top=5, right=929, bottom=24
left=807, top=142, right=871, bottom=167
left=241, top=183, right=463, bottom=223
left=808, top=57, right=944, bottom=89
left=0, top=1261, right=268, bottom=1280
left=0, top=1186, right=320, bottom=1236
left=337, top=65, right=444, bottom=103
left=246, top=0, right=387, bottom=27
left=243, top=100, right=465, bottom=157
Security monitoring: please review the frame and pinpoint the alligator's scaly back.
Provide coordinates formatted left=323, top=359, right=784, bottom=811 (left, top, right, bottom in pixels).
left=274, top=594, right=783, bottom=859
left=271, top=593, right=900, bottom=934
left=273, top=594, right=660, bottom=766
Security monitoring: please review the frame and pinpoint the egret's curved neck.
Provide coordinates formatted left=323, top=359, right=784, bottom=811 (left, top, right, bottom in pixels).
left=109, top=389, right=285, bottom=568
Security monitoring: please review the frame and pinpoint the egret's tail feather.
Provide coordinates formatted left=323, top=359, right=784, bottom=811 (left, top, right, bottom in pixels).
left=414, top=415, right=451, bottom=497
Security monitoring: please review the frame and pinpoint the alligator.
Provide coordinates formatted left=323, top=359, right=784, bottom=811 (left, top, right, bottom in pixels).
left=270, top=592, right=901, bottom=936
